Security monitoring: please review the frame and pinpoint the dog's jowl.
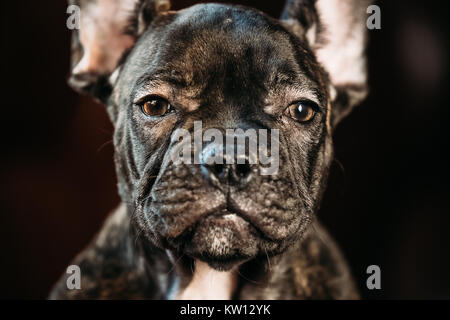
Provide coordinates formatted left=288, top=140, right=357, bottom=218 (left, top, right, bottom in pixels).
left=50, top=0, right=371, bottom=299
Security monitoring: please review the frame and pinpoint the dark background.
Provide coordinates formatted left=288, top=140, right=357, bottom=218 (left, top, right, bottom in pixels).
left=1, top=0, right=449, bottom=299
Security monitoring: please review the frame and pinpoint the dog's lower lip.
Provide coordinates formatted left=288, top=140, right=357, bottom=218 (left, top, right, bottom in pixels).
left=193, top=253, right=249, bottom=271
left=221, top=204, right=255, bottom=228
left=209, top=210, right=248, bottom=227
left=212, top=208, right=256, bottom=230
left=215, top=208, right=243, bottom=218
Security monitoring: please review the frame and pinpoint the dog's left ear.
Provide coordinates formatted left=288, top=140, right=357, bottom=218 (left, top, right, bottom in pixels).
left=67, top=0, right=171, bottom=102
left=281, top=0, right=371, bottom=127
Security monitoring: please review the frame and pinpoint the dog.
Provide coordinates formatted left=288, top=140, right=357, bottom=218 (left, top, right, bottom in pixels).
left=50, top=0, right=370, bottom=299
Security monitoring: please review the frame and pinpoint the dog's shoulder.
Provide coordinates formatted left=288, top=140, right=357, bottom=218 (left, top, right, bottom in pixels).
left=48, top=204, right=169, bottom=299
left=239, top=220, right=359, bottom=300
left=290, top=221, right=360, bottom=299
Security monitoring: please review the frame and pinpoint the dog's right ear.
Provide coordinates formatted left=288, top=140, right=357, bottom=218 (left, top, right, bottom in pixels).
left=281, top=0, right=371, bottom=128
left=67, top=0, right=171, bottom=102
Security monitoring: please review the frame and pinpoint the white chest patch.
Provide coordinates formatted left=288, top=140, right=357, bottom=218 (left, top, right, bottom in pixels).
left=176, top=260, right=237, bottom=300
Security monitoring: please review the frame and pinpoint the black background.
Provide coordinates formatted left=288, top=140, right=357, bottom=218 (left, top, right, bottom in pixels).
left=1, top=0, right=449, bottom=299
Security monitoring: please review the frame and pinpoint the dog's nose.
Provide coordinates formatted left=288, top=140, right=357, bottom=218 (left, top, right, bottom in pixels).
left=200, top=144, right=253, bottom=186
left=202, top=160, right=253, bottom=186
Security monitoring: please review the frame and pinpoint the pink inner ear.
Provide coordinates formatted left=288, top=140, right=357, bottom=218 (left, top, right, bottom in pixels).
left=314, top=0, right=369, bottom=88
left=72, top=0, right=137, bottom=76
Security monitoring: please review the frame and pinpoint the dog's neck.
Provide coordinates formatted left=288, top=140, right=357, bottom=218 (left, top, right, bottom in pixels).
left=175, top=260, right=238, bottom=300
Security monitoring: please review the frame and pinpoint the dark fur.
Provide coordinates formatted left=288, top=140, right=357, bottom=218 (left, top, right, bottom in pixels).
left=50, top=1, right=366, bottom=299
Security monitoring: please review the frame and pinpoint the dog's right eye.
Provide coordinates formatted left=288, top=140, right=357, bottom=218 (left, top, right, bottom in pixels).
left=139, top=97, right=172, bottom=117
left=285, top=101, right=317, bottom=123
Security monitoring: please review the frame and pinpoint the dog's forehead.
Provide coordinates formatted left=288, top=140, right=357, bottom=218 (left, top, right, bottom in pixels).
left=122, top=3, right=324, bottom=106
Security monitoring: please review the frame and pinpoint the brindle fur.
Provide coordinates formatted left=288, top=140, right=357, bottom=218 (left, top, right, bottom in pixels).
left=50, top=204, right=358, bottom=299
left=50, top=0, right=368, bottom=300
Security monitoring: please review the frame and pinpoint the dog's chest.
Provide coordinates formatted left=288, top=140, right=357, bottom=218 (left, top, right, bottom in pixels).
left=175, top=260, right=237, bottom=300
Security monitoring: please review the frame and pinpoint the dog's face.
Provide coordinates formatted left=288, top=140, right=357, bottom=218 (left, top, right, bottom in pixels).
left=115, top=4, right=331, bottom=268
left=69, top=0, right=369, bottom=270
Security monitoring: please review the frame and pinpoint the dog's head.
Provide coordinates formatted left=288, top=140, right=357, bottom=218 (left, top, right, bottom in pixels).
left=68, top=0, right=369, bottom=270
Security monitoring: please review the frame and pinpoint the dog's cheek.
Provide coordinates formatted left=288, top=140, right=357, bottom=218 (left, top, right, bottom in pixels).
left=276, top=121, right=329, bottom=221
left=309, top=135, right=334, bottom=210
left=278, top=124, right=315, bottom=196
left=131, top=113, right=178, bottom=172
left=111, top=107, right=175, bottom=204
left=112, top=113, right=134, bottom=204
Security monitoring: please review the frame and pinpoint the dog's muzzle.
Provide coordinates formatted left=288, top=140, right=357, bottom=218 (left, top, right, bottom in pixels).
left=143, top=136, right=302, bottom=267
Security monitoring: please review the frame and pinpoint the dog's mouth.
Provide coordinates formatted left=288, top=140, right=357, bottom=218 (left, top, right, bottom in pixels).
left=146, top=162, right=301, bottom=269
left=165, top=206, right=262, bottom=270
left=147, top=180, right=300, bottom=270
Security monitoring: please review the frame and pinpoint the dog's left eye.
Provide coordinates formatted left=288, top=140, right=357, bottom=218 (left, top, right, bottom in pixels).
left=139, top=97, right=173, bottom=117
left=284, top=101, right=317, bottom=123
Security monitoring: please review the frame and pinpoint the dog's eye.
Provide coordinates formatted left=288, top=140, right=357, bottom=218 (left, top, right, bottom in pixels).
left=285, top=101, right=317, bottom=122
left=140, top=97, right=172, bottom=117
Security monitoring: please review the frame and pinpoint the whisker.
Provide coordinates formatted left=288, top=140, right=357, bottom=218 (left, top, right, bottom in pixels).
left=191, top=259, right=196, bottom=275
left=264, top=245, right=272, bottom=272
left=235, top=268, right=261, bottom=285
left=333, top=157, right=346, bottom=177
left=311, top=223, right=328, bottom=247
left=97, top=139, right=113, bottom=153
left=166, top=253, right=186, bottom=275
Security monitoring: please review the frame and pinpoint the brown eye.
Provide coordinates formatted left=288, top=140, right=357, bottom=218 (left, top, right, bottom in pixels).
left=141, top=98, right=172, bottom=117
left=285, top=102, right=316, bottom=122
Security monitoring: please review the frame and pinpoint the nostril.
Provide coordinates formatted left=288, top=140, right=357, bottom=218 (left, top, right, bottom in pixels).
left=211, top=163, right=227, bottom=177
left=235, top=163, right=251, bottom=178
left=230, top=161, right=253, bottom=186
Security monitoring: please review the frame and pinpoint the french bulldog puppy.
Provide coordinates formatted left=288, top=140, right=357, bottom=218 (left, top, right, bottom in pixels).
left=50, top=0, right=370, bottom=299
